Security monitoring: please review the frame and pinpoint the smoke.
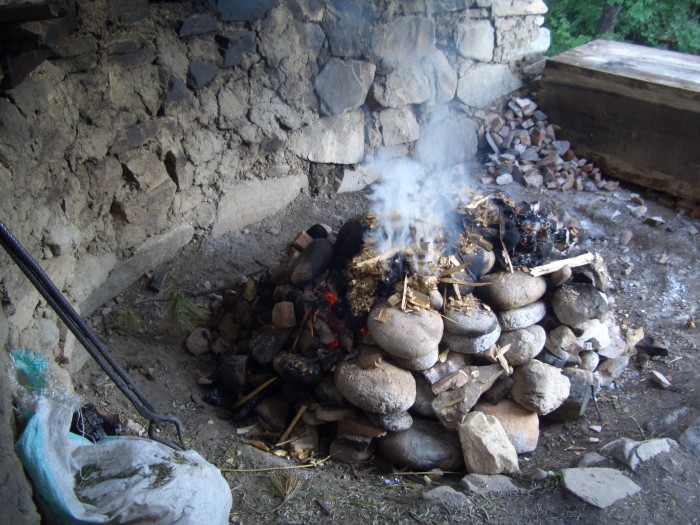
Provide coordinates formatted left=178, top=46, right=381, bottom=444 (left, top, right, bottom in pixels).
left=368, top=103, right=476, bottom=274
left=366, top=107, right=472, bottom=274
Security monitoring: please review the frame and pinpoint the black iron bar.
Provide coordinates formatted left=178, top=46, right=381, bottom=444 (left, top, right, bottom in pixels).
left=0, top=219, right=186, bottom=450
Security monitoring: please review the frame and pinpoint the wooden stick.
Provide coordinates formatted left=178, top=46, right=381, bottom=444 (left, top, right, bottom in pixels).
left=439, top=278, right=490, bottom=287
left=439, top=261, right=470, bottom=277
left=353, top=247, right=401, bottom=268
left=401, top=274, right=408, bottom=311
left=277, top=404, right=307, bottom=446
left=291, top=308, right=312, bottom=353
left=232, top=377, right=278, bottom=409
left=529, top=252, right=596, bottom=277
left=221, top=457, right=330, bottom=473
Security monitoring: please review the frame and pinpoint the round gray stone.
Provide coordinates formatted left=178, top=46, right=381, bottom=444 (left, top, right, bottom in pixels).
left=551, top=283, right=608, bottom=327
left=461, top=247, right=496, bottom=278
left=366, top=410, right=414, bottom=432
left=378, top=418, right=464, bottom=471
left=334, top=360, right=416, bottom=414
left=545, top=324, right=577, bottom=351
left=390, top=346, right=439, bottom=371
left=497, top=300, right=547, bottom=331
left=411, top=376, right=436, bottom=418
left=498, top=325, right=546, bottom=367
left=368, top=302, right=443, bottom=359
left=442, top=323, right=501, bottom=355
left=444, top=300, right=498, bottom=336
left=476, top=271, right=547, bottom=310
left=511, top=359, right=571, bottom=415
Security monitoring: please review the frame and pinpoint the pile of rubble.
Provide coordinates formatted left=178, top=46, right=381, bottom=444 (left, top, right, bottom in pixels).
left=190, top=193, right=636, bottom=475
left=479, top=96, right=620, bottom=193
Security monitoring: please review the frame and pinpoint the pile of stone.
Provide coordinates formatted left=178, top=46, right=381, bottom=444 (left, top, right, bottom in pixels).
left=196, top=203, right=630, bottom=475
left=480, top=96, right=620, bottom=193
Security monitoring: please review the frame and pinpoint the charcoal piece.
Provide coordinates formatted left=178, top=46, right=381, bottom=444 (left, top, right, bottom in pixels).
left=148, top=270, right=168, bottom=292
left=334, top=216, right=366, bottom=259
left=481, top=376, right=515, bottom=405
left=272, top=353, right=323, bottom=385
left=71, top=404, right=121, bottom=443
left=220, top=353, right=250, bottom=393
left=254, top=396, right=291, bottom=431
left=290, top=238, right=334, bottom=285
left=306, top=223, right=331, bottom=239
left=249, top=326, right=293, bottom=365
left=634, top=336, right=669, bottom=357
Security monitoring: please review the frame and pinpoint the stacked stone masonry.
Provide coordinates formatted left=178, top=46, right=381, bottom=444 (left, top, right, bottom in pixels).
left=0, top=0, right=549, bottom=374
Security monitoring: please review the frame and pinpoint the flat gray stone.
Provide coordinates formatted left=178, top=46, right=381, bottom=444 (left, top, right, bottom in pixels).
left=217, top=0, right=274, bottom=21
left=338, top=165, right=381, bottom=194
left=315, top=58, right=375, bottom=115
left=456, top=63, right=522, bottom=109
left=459, top=412, right=519, bottom=475
left=368, top=303, right=443, bottom=359
left=444, top=301, right=499, bottom=337
left=455, top=19, right=495, bottom=61
left=511, top=359, right=570, bottom=415
left=422, top=486, right=471, bottom=508
left=366, top=410, right=413, bottom=432
left=379, top=107, right=420, bottom=146
left=473, top=399, right=539, bottom=454
left=373, top=16, right=435, bottom=64
left=498, top=300, right=546, bottom=331
left=461, top=473, right=523, bottom=495
left=373, top=62, right=432, bottom=108
left=442, top=324, right=501, bottom=355
left=432, top=365, right=503, bottom=429
left=179, top=14, right=217, bottom=37
left=498, top=325, right=546, bottom=367
left=81, top=224, right=194, bottom=315
left=476, top=271, right=546, bottom=311
left=390, top=347, right=439, bottom=371
left=212, top=175, right=308, bottom=238
left=288, top=110, right=365, bottom=164
left=561, top=468, right=641, bottom=508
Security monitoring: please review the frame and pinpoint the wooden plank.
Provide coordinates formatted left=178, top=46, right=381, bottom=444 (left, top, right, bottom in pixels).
left=539, top=40, right=700, bottom=201
left=542, top=39, right=700, bottom=112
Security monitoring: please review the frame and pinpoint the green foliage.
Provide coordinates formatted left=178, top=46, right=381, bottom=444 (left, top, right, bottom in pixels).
left=545, top=0, right=700, bottom=55
left=117, top=308, right=141, bottom=331
left=166, top=289, right=209, bottom=330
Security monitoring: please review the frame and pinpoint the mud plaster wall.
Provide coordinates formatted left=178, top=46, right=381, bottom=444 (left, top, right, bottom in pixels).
left=0, top=0, right=549, bottom=520
left=0, top=0, right=549, bottom=379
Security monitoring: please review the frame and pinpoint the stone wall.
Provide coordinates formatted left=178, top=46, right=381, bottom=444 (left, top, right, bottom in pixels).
left=0, top=0, right=549, bottom=376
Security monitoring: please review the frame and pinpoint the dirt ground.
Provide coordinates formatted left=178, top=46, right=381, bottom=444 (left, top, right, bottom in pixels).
left=76, top=170, right=700, bottom=524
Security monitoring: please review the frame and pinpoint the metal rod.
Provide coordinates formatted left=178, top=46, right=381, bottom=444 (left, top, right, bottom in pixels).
left=0, top=219, right=186, bottom=450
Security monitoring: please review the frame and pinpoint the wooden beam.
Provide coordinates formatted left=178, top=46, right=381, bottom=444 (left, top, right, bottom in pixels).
left=539, top=40, right=700, bottom=201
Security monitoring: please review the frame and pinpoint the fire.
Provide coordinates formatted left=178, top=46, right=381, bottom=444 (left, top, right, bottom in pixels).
left=324, top=289, right=338, bottom=307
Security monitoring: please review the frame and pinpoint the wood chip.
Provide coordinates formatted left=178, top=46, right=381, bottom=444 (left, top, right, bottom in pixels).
left=620, top=230, right=633, bottom=245
left=651, top=370, right=671, bottom=389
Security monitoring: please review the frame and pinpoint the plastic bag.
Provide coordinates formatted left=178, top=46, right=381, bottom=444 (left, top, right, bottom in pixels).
left=13, top=351, right=232, bottom=525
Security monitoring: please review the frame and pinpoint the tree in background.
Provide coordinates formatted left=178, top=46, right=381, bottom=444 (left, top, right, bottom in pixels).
left=545, top=0, right=700, bottom=55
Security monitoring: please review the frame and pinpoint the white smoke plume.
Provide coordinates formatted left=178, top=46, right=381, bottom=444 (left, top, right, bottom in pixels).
left=365, top=107, right=476, bottom=275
